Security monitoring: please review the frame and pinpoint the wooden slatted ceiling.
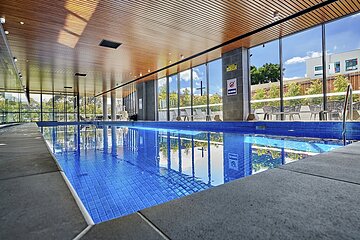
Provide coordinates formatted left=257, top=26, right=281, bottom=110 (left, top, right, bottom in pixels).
left=0, top=0, right=359, bottom=96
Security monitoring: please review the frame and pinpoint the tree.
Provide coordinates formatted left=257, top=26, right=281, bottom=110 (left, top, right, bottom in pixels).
left=305, top=79, right=322, bottom=105
left=252, top=88, right=266, bottom=109
left=284, top=82, right=302, bottom=106
left=332, top=75, right=349, bottom=101
left=250, top=63, right=280, bottom=84
left=209, top=93, right=222, bottom=111
left=179, top=88, right=191, bottom=107
left=268, top=84, right=280, bottom=107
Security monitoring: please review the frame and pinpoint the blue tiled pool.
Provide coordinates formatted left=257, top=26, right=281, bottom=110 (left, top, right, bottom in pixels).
left=42, top=124, right=343, bottom=223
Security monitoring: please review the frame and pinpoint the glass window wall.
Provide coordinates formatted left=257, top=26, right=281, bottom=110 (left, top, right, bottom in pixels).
left=179, top=70, right=192, bottom=121
left=282, top=26, right=323, bottom=121
left=250, top=40, right=281, bottom=120
left=208, top=59, right=223, bottom=121
left=192, top=65, right=207, bottom=121
left=168, top=74, right=178, bottom=121
left=157, top=77, right=167, bottom=121
left=326, top=13, right=360, bottom=121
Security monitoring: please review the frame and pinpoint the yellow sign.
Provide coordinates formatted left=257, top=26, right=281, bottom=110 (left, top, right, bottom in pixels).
left=226, top=64, right=237, bottom=72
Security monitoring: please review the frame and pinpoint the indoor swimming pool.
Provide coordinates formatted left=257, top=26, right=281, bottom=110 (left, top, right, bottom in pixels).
left=41, top=124, right=344, bottom=223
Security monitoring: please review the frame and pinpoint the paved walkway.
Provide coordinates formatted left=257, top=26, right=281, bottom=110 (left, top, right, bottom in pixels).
left=0, top=123, right=87, bottom=240
left=1, top=123, right=360, bottom=239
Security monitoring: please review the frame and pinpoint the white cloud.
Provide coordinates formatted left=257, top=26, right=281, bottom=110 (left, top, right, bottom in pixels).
left=193, top=71, right=199, bottom=81
left=285, top=51, right=322, bottom=65
left=351, top=12, right=360, bottom=18
left=158, top=78, right=166, bottom=87
left=180, top=70, right=191, bottom=81
left=179, top=70, right=200, bottom=82
left=283, top=76, right=302, bottom=81
left=285, top=56, right=308, bottom=65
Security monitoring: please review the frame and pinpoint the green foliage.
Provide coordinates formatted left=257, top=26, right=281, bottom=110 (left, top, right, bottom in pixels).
left=250, top=63, right=280, bottom=84
left=209, top=93, right=222, bottom=111
left=287, top=153, right=304, bottom=161
left=332, top=75, right=349, bottom=101
left=180, top=88, right=191, bottom=107
left=158, top=85, right=167, bottom=109
left=284, top=82, right=302, bottom=106
left=305, top=79, right=322, bottom=105
left=251, top=84, right=280, bottom=109
left=252, top=145, right=282, bottom=172
left=252, top=88, right=266, bottom=109
left=268, top=84, right=280, bottom=107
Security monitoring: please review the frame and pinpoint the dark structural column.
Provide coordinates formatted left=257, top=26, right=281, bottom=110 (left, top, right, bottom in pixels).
left=222, top=47, right=250, bottom=121
left=111, top=91, right=116, bottom=121
left=102, top=94, right=107, bottom=121
left=136, top=80, right=156, bottom=120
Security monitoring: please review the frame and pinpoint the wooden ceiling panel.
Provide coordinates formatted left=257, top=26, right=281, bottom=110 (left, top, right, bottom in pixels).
left=0, top=0, right=359, bottom=96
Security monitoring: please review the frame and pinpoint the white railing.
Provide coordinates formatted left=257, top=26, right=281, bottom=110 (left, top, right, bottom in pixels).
left=342, top=84, right=353, bottom=145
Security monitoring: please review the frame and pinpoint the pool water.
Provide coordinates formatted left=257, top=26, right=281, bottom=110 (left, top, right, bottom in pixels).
left=42, top=125, right=343, bottom=223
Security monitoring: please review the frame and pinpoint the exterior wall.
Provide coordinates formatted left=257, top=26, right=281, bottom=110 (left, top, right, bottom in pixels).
left=306, top=49, right=360, bottom=79
left=222, top=47, right=250, bottom=121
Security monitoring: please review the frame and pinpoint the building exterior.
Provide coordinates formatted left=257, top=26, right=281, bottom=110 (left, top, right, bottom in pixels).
left=306, top=49, right=360, bottom=79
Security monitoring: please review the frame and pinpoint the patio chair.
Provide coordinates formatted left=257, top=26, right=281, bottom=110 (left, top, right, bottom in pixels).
left=287, top=105, right=301, bottom=120
left=263, top=106, right=273, bottom=120
left=327, top=101, right=342, bottom=120
left=309, top=105, right=321, bottom=120
left=170, top=110, right=178, bottom=121
left=353, top=102, right=360, bottom=110
left=194, top=109, right=206, bottom=120
left=184, top=108, right=193, bottom=121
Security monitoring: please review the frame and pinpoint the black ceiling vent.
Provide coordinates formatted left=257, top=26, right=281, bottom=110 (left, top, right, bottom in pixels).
left=99, top=39, right=122, bottom=49
left=75, top=73, right=87, bottom=77
left=64, top=86, right=72, bottom=89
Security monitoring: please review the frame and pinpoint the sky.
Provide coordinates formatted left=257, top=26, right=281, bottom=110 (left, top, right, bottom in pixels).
left=157, top=12, right=360, bottom=99
left=250, top=12, right=360, bottom=80
left=160, top=59, right=222, bottom=96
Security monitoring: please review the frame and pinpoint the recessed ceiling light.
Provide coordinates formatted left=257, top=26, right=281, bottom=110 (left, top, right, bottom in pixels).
left=19, top=21, right=24, bottom=25
left=147, top=69, right=151, bottom=73
left=0, top=17, right=5, bottom=24
left=139, top=73, right=142, bottom=77
left=168, top=52, right=171, bottom=55
left=180, top=55, right=184, bottom=59
left=169, top=60, right=172, bottom=64
left=4, top=30, right=9, bottom=35
left=13, top=57, right=17, bottom=62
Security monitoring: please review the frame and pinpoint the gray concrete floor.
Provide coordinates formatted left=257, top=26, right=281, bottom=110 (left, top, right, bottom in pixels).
left=1, top=123, right=360, bottom=240
left=0, top=123, right=87, bottom=240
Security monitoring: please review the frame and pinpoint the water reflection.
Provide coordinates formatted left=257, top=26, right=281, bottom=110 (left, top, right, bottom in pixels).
left=41, top=125, right=342, bottom=223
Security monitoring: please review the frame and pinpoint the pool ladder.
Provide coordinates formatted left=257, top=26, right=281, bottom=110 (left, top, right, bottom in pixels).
left=342, top=84, right=353, bottom=146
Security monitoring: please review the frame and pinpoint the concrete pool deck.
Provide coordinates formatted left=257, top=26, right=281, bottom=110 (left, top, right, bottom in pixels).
left=1, top=123, right=360, bottom=239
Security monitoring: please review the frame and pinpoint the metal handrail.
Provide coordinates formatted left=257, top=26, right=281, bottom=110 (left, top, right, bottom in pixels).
left=342, top=84, right=353, bottom=145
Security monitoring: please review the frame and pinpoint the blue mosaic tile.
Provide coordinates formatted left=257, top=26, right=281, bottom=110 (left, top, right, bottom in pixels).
left=42, top=125, right=344, bottom=223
